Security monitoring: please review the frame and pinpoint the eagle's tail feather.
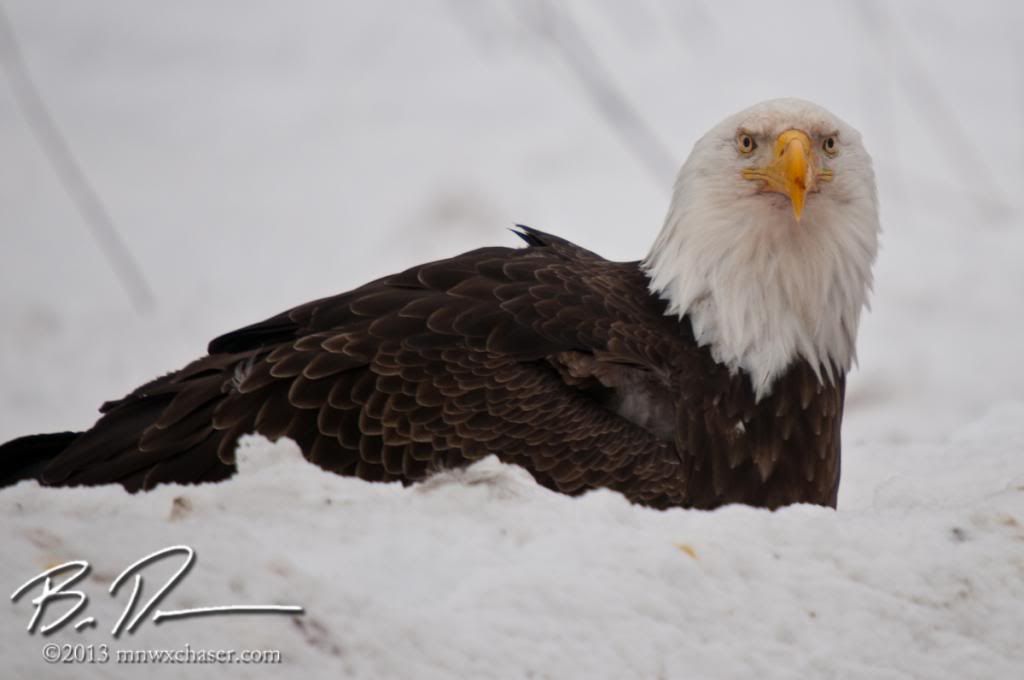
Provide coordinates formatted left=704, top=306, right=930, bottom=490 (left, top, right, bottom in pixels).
left=0, top=431, right=80, bottom=488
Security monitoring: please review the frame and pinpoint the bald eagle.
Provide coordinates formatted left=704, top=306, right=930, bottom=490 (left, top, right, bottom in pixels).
left=0, top=99, right=879, bottom=509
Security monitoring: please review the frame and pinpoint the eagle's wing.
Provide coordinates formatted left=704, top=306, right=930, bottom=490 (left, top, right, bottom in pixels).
left=39, top=228, right=701, bottom=507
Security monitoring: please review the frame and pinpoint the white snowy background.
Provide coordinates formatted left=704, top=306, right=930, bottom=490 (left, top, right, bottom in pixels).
left=1, top=1, right=1022, bottom=678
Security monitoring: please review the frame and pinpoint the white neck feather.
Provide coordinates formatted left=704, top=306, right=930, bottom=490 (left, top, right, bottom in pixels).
left=642, top=102, right=879, bottom=399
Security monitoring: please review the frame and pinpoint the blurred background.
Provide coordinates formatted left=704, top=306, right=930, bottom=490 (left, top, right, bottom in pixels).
left=1, top=0, right=1021, bottom=448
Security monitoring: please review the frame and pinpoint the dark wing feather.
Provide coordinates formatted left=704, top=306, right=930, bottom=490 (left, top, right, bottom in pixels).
left=24, top=228, right=844, bottom=509
left=34, top=231, right=694, bottom=506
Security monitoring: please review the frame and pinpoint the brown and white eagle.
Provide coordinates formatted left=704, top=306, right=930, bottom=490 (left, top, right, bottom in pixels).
left=0, top=99, right=879, bottom=510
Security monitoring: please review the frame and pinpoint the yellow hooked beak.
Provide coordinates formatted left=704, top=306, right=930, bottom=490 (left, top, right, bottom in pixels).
left=742, top=129, right=822, bottom=221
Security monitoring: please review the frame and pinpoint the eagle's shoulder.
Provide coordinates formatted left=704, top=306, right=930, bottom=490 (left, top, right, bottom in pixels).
left=207, top=226, right=688, bottom=362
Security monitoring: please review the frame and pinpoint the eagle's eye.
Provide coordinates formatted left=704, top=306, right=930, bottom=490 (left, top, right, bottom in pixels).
left=737, top=133, right=756, bottom=155
left=822, top=135, right=838, bottom=156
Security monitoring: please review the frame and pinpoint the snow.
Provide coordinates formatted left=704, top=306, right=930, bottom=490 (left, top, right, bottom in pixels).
left=3, top=422, right=1023, bottom=679
left=2, top=1, right=1023, bottom=677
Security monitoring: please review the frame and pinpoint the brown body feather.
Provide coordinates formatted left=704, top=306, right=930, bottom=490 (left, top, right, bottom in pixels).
left=2, top=228, right=843, bottom=509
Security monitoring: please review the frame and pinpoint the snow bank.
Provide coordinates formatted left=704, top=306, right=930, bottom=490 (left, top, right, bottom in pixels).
left=3, top=405, right=1022, bottom=679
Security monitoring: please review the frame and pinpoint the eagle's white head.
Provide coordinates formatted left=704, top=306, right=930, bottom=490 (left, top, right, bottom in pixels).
left=643, top=98, right=880, bottom=399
